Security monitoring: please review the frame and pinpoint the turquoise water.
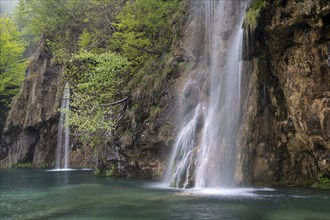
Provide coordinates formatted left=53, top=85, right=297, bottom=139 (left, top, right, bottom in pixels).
left=0, top=169, right=329, bottom=220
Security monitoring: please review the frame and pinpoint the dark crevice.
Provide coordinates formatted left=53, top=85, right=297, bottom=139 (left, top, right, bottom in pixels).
left=21, top=127, right=40, bottom=163
left=281, top=0, right=288, bottom=7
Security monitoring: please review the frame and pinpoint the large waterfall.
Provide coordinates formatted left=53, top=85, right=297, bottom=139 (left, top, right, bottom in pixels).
left=55, top=82, right=70, bottom=170
left=165, top=0, right=247, bottom=188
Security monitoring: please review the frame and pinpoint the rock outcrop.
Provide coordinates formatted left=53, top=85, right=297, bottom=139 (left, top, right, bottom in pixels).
left=236, top=0, right=330, bottom=186
left=0, top=37, right=63, bottom=166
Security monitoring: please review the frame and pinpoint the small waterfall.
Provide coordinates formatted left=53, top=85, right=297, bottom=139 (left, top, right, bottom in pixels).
left=165, top=0, right=247, bottom=188
left=55, top=82, right=70, bottom=169
left=164, top=103, right=202, bottom=188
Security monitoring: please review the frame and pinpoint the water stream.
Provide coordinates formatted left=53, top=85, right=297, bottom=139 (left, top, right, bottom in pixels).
left=55, top=82, right=70, bottom=170
left=165, top=0, right=247, bottom=188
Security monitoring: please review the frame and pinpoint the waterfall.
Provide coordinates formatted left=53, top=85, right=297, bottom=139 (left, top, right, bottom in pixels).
left=55, top=82, right=70, bottom=169
left=165, top=0, right=247, bottom=188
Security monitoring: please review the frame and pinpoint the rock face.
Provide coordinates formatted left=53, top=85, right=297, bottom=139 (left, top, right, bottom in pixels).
left=236, top=0, right=330, bottom=185
left=0, top=37, right=63, bottom=166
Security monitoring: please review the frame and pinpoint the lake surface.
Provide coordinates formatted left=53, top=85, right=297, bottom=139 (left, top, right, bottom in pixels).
left=0, top=169, right=329, bottom=220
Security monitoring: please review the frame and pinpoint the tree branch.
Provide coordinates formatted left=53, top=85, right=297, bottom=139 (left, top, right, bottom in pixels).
left=100, top=96, right=128, bottom=107
left=89, top=96, right=128, bottom=114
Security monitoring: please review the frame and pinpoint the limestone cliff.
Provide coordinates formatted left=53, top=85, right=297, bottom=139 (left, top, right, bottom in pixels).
left=236, top=0, right=330, bottom=186
left=0, top=37, right=63, bottom=166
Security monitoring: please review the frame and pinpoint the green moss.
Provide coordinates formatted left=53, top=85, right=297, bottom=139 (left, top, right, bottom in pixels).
left=93, top=160, right=121, bottom=177
left=311, top=177, right=330, bottom=190
left=256, top=177, right=330, bottom=189
left=243, top=0, right=268, bottom=31
left=150, top=106, right=161, bottom=121
left=11, top=161, right=55, bottom=169
left=106, top=165, right=117, bottom=177
left=254, top=179, right=315, bottom=188
left=38, top=161, right=56, bottom=168
left=93, top=168, right=101, bottom=175
left=161, top=123, right=173, bottom=134
left=11, top=162, right=33, bottom=168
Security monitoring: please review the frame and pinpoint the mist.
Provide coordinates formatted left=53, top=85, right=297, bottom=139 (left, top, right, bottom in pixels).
left=0, top=0, right=19, bottom=16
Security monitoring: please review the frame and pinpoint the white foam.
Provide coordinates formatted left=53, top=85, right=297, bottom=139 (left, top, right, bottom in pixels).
left=80, top=168, right=94, bottom=171
left=191, top=187, right=275, bottom=197
left=46, top=168, right=94, bottom=172
left=147, top=183, right=275, bottom=198
left=46, top=168, right=78, bottom=172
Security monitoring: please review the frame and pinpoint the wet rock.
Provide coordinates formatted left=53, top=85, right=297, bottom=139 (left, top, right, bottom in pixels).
left=242, top=0, right=330, bottom=185
left=322, top=109, right=330, bottom=138
left=221, top=30, right=233, bottom=41
left=252, top=143, right=276, bottom=183
left=183, top=82, right=201, bottom=113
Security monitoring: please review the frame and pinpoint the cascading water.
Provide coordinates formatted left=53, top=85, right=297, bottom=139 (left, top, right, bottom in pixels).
left=165, top=0, right=247, bottom=188
left=55, top=82, right=70, bottom=169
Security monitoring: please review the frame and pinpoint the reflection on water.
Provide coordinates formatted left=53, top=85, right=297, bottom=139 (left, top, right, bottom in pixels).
left=1, top=169, right=329, bottom=220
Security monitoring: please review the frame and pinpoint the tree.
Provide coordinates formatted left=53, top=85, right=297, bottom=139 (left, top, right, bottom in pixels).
left=0, top=16, right=26, bottom=99
left=109, top=0, right=178, bottom=68
left=0, top=16, right=27, bottom=133
left=65, top=50, right=129, bottom=146
left=15, top=0, right=126, bottom=57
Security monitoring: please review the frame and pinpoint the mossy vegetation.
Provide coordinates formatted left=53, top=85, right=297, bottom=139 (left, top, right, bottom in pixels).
left=150, top=106, right=161, bottom=122
left=243, top=0, right=268, bottom=31
left=255, top=176, right=330, bottom=189
left=11, top=162, right=55, bottom=168
left=311, top=177, right=330, bottom=190
left=11, top=162, right=33, bottom=168
left=254, top=180, right=314, bottom=188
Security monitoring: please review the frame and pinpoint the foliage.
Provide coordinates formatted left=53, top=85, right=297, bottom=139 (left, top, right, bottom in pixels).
left=109, top=0, right=178, bottom=70
left=11, top=161, right=54, bottom=168
left=65, top=50, right=129, bottom=146
left=11, top=162, right=33, bottom=168
left=16, top=0, right=82, bottom=53
left=106, top=165, right=117, bottom=176
left=0, top=16, right=27, bottom=106
left=0, top=16, right=27, bottom=133
left=15, top=0, right=126, bottom=57
left=318, top=177, right=330, bottom=185
left=312, top=176, right=330, bottom=189
left=243, top=0, right=268, bottom=31
left=107, top=0, right=183, bottom=110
